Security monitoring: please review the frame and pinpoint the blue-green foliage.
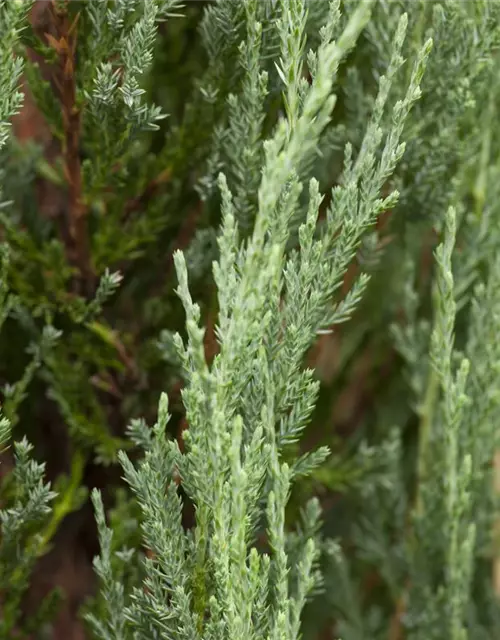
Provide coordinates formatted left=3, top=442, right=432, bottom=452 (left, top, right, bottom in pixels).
left=1, top=1, right=500, bottom=639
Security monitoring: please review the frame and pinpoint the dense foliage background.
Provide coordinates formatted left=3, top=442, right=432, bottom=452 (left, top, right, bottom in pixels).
left=2, top=1, right=500, bottom=638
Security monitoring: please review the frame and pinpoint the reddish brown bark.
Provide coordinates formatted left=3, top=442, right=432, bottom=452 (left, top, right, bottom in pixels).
left=46, top=1, right=94, bottom=295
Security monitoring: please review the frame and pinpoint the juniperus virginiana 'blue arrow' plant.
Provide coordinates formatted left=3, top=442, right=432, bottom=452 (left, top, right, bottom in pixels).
left=87, top=1, right=433, bottom=637
left=2, top=1, right=500, bottom=639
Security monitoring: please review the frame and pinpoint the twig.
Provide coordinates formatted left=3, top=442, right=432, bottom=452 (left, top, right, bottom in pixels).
left=47, top=1, right=94, bottom=296
left=122, top=167, right=171, bottom=222
left=388, top=592, right=406, bottom=640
